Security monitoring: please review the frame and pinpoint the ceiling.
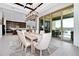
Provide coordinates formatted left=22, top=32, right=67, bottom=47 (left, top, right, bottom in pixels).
left=0, top=3, right=73, bottom=21
left=0, top=3, right=58, bottom=16
left=5, top=3, right=44, bottom=15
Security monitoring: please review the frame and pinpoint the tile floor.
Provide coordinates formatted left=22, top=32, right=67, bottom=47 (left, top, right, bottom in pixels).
left=0, top=33, right=79, bottom=56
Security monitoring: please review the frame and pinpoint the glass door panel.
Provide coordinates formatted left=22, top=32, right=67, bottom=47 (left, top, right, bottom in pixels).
left=62, top=17, right=74, bottom=43
left=39, top=19, right=43, bottom=33
left=62, top=12, right=74, bottom=43
left=44, top=20, right=50, bottom=33
left=52, top=17, right=61, bottom=37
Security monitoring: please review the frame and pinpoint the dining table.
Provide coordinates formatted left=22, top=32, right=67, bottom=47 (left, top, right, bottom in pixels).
left=24, top=32, right=41, bottom=54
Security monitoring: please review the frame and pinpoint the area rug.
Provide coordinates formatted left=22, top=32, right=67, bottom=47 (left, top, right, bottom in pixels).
left=9, top=35, right=58, bottom=56
left=9, top=45, right=58, bottom=56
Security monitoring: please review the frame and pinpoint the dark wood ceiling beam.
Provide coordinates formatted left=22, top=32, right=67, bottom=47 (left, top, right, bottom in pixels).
left=26, top=3, right=33, bottom=5
left=15, top=3, right=24, bottom=7
left=24, top=6, right=34, bottom=11
left=14, top=3, right=43, bottom=16
left=34, top=3, right=43, bottom=10
left=14, top=3, right=34, bottom=11
left=29, top=3, right=43, bottom=14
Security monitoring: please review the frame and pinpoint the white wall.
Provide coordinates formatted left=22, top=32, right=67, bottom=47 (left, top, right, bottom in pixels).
left=74, top=3, right=79, bottom=47
left=0, top=8, right=2, bottom=38
left=0, top=7, right=26, bottom=37
left=3, top=8, right=26, bottom=22
left=0, top=3, right=26, bottom=15
left=0, top=7, right=26, bottom=22
left=0, top=25, right=2, bottom=38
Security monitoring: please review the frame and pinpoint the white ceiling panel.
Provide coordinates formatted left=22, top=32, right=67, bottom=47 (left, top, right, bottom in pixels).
left=0, top=3, right=72, bottom=22
left=35, top=3, right=58, bottom=16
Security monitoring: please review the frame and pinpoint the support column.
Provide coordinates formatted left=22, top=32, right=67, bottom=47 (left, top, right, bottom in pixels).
left=36, top=17, right=39, bottom=34
left=43, top=16, right=45, bottom=31
left=60, top=11, right=63, bottom=40
left=74, top=3, right=79, bottom=47
left=0, top=9, right=2, bottom=38
left=50, top=13, right=52, bottom=33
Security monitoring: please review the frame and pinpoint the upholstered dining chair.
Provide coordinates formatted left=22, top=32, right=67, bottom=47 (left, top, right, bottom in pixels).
left=33, top=33, right=52, bottom=56
left=17, top=30, right=22, bottom=45
left=21, top=30, right=27, bottom=36
left=17, top=30, right=31, bottom=52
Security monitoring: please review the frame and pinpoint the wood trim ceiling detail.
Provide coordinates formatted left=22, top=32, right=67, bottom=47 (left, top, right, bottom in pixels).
left=40, top=4, right=74, bottom=20
left=15, top=3, right=34, bottom=11
left=14, top=3, right=43, bottom=15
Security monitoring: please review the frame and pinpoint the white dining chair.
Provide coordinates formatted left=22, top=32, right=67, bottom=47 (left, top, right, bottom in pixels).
left=31, top=29, right=34, bottom=33
left=17, top=30, right=22, bottom=45
left=17, top=30, right=31, bottom=52
left=21, top=30, right=27, bottom=36
left=33, top=33, right=52, bottom=56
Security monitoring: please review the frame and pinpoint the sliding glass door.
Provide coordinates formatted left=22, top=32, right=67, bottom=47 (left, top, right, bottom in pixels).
left=62, top=13, right=74, bottom=43
left=51, top=5, right=74, bottom=43
left=52, top=17, right=61, bottom=37
left=44, top=20, right=51, bottom=33
left=39, top=17, right=51, bottom=33
left=52, top=13, right=74, bottom=43
left=39, top=5, right=74, bottom=43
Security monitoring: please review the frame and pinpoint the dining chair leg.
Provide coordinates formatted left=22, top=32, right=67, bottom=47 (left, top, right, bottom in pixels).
left=22, top=44, right=24, bottom=51
left=25, top=47, right=27, bottom=52
left=47, top=48, right=51, bottom=55
left=40, top=50, right=42, bottom=56
left=18, top=37, right=20, bottom=43
left=20, top=42, right=22, bottom=46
